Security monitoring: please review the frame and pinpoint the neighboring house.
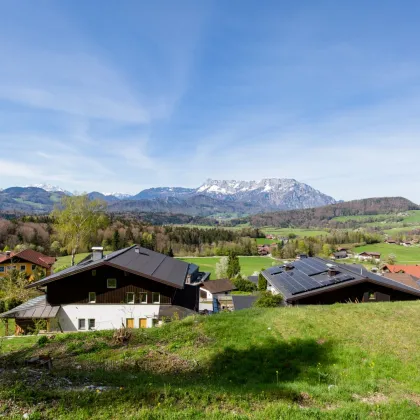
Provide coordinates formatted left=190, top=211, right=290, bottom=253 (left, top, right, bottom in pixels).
left=0, top=245, right=204, bottom=335
left=333, top=250, right=348, bottom=259
left=232, top=295, right=258, bottom=311
left=357, top=252, right=381, bottom=262
left=257, top=245, right=270, bottom=256
left=381, top=264, right=420, bottom=277
left=262, top=257, right=420, bottom=305
left=381, top=273, right=420, bottom=291
left=0, top=249, right=56, bottom=279
left=199, top=279, right=236, bottom=312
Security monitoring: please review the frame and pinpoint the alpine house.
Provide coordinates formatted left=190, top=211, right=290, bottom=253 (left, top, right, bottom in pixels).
left=1, top=246, right=205, bottom=334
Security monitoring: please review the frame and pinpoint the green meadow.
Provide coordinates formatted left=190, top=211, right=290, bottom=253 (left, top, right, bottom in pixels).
left=178, top=256, right=280, bottom=278
left=353, top=243, right=420, bottom=264
left=2, top=302, right=420, bottom=418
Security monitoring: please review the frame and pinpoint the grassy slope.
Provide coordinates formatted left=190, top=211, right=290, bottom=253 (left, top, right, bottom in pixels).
left=261, top=227, right=328, bottom=237
left=178, top=256, right=279, bottom=278
left=354, top=243, right=420, bottom=264
left=2, top=303, right=420, bottom=418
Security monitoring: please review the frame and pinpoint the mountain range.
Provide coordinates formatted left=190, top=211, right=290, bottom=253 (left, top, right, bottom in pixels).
left=0, top=178, right=337, bottom=217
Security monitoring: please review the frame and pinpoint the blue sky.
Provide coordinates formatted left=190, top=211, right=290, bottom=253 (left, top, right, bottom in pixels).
left=1, top=1, right=420, bottom=201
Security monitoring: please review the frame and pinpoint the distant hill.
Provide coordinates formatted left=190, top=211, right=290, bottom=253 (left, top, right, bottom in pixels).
left=247, top=197, right=420, bottom=228
left=0, top=187, right=66, bottom=214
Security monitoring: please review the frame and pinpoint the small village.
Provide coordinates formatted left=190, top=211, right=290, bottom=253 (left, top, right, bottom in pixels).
left=1, top=240, right=420, bottom=335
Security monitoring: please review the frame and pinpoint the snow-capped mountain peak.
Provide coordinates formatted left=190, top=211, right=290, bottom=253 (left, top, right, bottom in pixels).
left=195, top=178, right=336, bottom=210
left=26, top=184, right=72, bottom=195
left=103, top=192, right=133, bottom=199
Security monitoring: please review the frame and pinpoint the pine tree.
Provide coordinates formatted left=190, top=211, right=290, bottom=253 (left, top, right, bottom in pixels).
left=112, top=230, right=120, bottom=251
left=227, top=251, right=241, bottom=279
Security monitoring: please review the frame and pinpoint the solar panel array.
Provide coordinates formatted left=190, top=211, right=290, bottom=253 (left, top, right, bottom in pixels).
left=266, top=258, right=358, bottom=296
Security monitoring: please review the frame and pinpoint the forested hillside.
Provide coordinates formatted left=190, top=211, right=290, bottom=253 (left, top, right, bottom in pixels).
left=247, top=197, right=419, bottom=228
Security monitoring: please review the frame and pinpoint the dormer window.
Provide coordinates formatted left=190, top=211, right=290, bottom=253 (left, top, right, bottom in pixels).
left=107, top=278, right=117, bottom=288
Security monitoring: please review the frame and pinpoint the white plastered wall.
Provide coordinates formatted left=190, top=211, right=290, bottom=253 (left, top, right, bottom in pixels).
left=57, top=304, right=161, bottom=331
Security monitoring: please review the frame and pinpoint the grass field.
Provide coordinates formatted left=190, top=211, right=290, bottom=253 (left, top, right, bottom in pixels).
left=353, top=243, right=420, bottom=264
left=384, top=226, right=420, bottom=235
left=178, top=256, right=280, bottom=278
left=2, top=302, right=420, bottom=418
left=402, top=210, right=420, bottom=223
left=260, top=227, right=328, bottom=238
left=255, top=238, right=278, bottom=245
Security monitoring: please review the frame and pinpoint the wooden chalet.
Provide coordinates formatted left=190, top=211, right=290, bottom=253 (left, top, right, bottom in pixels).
left=0, top=246, right=205, bottom=335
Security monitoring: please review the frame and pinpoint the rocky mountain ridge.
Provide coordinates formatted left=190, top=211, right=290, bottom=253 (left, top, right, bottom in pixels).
left=0, top=178, right=337, bottom=216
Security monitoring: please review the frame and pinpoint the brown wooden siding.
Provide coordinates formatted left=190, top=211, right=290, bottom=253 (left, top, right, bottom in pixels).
left=46, top=266, right=193, bottom=306
left=292, top=282, right=420, bottom=305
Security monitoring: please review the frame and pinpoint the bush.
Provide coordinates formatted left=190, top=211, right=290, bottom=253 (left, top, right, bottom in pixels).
left=232, top=277, right=257, bottom=292
left=253, top=291, right=283, bottom=308
left=258, top=272, right=267, bottom=291
left=38, top=335, right=49, bottom=347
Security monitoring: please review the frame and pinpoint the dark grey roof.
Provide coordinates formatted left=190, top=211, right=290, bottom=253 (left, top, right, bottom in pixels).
left=0, top=295, right=60, bottom=319
left=263, top=257, right=420, bottom=301
left=247, top=276, right=259, bottom=284
left=334, top=251, right=347, bottom=257
left=232, top=295, right=258, bottom=310
left=158, top=305, right=196, bottom=319
left=28, top=245, right=190, bottom=290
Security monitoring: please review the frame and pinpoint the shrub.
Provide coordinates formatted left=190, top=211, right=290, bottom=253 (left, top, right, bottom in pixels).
left=37, top=335, right=48, bottom=347
left=232, top=277, right=257, bottom=292
left=258, top=272, right=267, bottom=291
left=253, top=291, right=283, bottom=308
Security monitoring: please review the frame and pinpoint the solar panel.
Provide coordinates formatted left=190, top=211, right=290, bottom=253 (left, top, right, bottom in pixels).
left=275, top=273, right=304, bottom=295
left=298, top=259, right=328, bottom=276
left=295, top=263, right=318, bottom=276
left=332, top=274, right=354, bottom=283
left=289, top=271, right=317, bottom=291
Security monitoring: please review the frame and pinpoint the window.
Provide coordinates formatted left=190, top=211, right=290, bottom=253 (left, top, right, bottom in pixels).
left=7, top=265, right=16, bottom=271
left=88, top=292, right=96, bottom=303
left=92, top=270, right=96, bottom=277
left=20, top=265, right=26, bottom=271
left=88, top=319, right=95, bottom=330
left=126, top=292, right=135, bottom=304
left=31, top=264, right=36, bottom=270
left=107, top=278, right=117, bottom=288
left=0, top=267, right=4, bottom=273
left=78, top=319, right=86, bottom=330
left=152, top=292, right=160, bottom=304
left=139, top=292, right=148, bottom=304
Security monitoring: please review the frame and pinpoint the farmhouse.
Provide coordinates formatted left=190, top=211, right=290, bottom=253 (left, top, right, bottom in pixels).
left=257, top=245, right=270, bottom=256
left=357, top=251, right=381, bottom=262
left=199, top=278, right=236, bottom=312
left=0, top=249, right=56, bottom=279
left=0, top=245, right=204, bottom=335
left=333, top=250, right=348, bottom=259
left=262, top=257, right=420, bottom=305
left=381, top=264, right=420, bottom=277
